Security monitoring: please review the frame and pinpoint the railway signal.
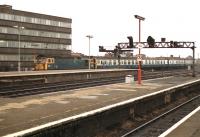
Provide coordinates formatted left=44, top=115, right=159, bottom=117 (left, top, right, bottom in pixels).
left=99, top=46, right=106, bottom=52
left=147, top=36, right=155, bottom=48
left=127, top=36, right=134, bottom=48
left=99, top=42, right=133, bottom=68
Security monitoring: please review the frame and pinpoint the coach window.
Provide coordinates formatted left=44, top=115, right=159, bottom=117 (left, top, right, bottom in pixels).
left=130, top=60, right=132, bottom=65
left=113, top=60, right=116, bottom=65
left=97, top=60, right=100, bottom=64
left=134, top=60, right=136, bottom=64
left=5, top=14, right=12, bottom=20
left=25, top=16, right=31, bottom=22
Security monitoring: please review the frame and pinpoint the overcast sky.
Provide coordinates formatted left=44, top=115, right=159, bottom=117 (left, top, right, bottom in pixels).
left=1, top=0, right=199, bottom=58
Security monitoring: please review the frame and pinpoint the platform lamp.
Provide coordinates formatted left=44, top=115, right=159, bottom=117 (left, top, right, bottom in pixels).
left=86, top=35, right=93, bottom=69
left=13, top=26, right=25, bottom=72
left=134, top=15, right=145, bottom=85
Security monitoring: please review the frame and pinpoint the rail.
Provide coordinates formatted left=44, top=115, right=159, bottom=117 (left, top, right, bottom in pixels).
left=121, top=95, right=200, bottom=137
left=0, top=70, right=192, bottom=97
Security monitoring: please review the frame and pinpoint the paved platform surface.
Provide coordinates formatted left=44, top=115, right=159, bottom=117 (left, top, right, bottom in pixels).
left=164, top=107, right=200, bottom=137
left=0, top=76, right=199, bottom=136
left=0, top=69, right=133, bottom=77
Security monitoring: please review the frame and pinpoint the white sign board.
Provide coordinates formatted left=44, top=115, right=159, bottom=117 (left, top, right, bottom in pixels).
left=136, top=43, right=144, bottom=49
left=137, top=57, right=142, bottom=62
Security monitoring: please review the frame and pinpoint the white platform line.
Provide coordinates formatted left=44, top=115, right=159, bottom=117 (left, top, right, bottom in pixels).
left=143, top=76, right=174, bottom=81
left=0, top=69, right=135, bottom=77
left=158, top=106, right=200, bottom=137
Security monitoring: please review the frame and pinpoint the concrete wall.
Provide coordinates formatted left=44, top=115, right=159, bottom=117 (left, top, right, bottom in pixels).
left=46, top=70, right=134, bottom=83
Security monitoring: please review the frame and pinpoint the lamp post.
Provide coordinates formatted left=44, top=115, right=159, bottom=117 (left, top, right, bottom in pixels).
left=134, top=15, right=145, bottom=84
left=14, top=26, right=25, bottom=72
left=86, top=35, right=93, bottom=69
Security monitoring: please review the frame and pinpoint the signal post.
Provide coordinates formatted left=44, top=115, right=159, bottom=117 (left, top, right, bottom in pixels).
left=134, top=15, right=145, bottom=84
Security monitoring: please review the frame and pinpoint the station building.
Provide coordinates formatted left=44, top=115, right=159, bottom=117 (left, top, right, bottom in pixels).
left=0, top=5, right=72, bottom=71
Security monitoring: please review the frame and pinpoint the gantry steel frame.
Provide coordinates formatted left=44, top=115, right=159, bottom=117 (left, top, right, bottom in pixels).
left=118, top=41, right=196, bottom=77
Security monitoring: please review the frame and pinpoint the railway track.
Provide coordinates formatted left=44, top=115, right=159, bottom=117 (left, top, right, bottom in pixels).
left=121, top=95, right=200, bottom=137
left=0, top=77, right=124, bottom=97
left=0, top=70, right=192, bottom=97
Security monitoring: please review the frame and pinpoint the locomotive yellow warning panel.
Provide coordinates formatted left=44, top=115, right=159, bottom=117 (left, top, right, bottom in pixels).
left=34, top=56, right=54, bottom=70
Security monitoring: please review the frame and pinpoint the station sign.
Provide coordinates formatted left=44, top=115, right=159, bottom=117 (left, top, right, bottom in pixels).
left=137, top=56, right=142, bottom=62
left=136, top=43, right=144, bottom=49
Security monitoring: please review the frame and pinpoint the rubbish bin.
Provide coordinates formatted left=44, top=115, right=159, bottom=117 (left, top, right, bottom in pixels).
left=125, top=75, right=134, bottom=83
left=188, top=65, right=191, bottom=70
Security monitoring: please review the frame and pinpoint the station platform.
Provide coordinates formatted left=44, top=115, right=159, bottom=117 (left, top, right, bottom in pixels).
left=0, top=69, right=134, bottom=85
left=0, top=76, right=199, bottom=136
left=0, top=69, right=134, bottom=77
left=160, top=106, right=200, bottom=137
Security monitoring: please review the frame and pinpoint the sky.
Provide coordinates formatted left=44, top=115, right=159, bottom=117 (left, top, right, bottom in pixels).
left=0, top=0, right=200, bottom=58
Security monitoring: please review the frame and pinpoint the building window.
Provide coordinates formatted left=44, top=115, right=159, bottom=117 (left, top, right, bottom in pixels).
left=0, top=13, right=71, bottom=28
left=0, top=26, right=71, bottom=39
left=0, top=40, right=70, bottom=50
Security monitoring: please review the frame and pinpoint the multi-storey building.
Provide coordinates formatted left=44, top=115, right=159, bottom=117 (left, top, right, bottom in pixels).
left=0, top=5, right=72, bottom=71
